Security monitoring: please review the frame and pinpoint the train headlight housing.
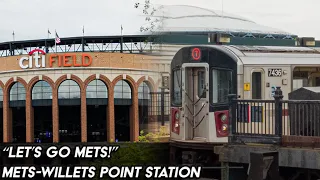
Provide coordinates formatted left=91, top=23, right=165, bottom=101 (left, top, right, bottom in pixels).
left=175, top=111, right=180, bottom=120
left=221, top=114, right=227, bottom=122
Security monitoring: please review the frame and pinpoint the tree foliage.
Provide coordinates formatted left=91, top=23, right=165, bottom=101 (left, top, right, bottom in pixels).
left=138, top=126, right=169, bottom=142
left=134, top=0, right=163, bottom=33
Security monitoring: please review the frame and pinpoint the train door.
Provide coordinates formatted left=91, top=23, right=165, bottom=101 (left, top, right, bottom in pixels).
left=251, top=69, right=264, bottom=99
left=182, top=63, right=209, bottom=141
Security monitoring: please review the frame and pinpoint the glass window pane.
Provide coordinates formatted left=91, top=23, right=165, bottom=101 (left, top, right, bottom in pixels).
left=70, top=86, right=80, bottom=92
left=114, top=92, right=122, bottom=99
left=59, top=86, right=69, bottom=93
left=198, top=71, right=206, bottom=98
left=10, top=83, right=27, bottom=101
left=33, top=93, right=42, bottom=100
left=18, top=93, right=26, bottom=100
left=59, top=92, right=69, bottom=99
left=42, top=86, right=52, bottom=93
left=114, top=85, right=122, bottom=93
left=96, top=80, right=104, bottom=86
left=212, top=69, right=232, bottom=104
left=87, top=85, right=96, bottom=92
left=97, top=85, right=107, bottom=92
left=11, top=95, right=17, bottom=101
left=43, top=92, right=52, bottom=99
left=123, top=86, right=131, bottom=93
left=58, top=80, right=80, bottom=99
left=123, top=93, right=131, bottom=99
left=32, top=81, right=52, bottom=100
left=70, top=92, right=80, bottom=99
left=172, top=69, right=182, bottom=105
left=96, top=91, right=107, bottom=98
left=11, top=87, right=18, bottom=94
left=89, top=80, right=97, bottom=86
left=86, top=92, right=95, bottom=99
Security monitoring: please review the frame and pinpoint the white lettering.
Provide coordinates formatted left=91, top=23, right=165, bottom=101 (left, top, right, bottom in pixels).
left=41, top=55, right=45, bottom=67
left=19, top=57, right=29, bottom=69
left=34, top=54, right=40, bottom=68
left=2, top=166, right=13, bottom=178
left=29, top=56, right=32, bottom=68
left=19, top=55, right=46, bottom=69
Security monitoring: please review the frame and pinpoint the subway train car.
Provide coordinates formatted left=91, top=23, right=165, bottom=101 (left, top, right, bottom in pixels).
left=169, top=45, right=320, bottom=169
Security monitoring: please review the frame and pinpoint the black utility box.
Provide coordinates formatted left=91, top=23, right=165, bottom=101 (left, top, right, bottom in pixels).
left=288, top=87, right=320, bottom=136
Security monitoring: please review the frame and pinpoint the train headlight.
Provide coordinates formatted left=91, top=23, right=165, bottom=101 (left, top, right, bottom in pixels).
left=222, top=124, right=228, bottom=131
left=175, top=120, right=179, bottom=128
left=175, top=111, right=180, bottom=120
left=221, top=114, right=227, bottom=122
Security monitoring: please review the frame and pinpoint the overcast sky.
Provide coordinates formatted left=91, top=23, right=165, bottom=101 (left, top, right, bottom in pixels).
left=0, top=0, right=319, bottom=42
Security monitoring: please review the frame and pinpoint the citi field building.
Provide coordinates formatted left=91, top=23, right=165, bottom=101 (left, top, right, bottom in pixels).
left=0, top=35, right=169, bottom=143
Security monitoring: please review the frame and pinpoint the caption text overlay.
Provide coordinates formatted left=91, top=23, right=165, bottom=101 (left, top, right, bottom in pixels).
left=1, top=145, right=201, bottom=179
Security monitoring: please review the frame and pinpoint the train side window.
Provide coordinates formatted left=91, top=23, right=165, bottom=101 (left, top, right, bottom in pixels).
left=198, top=71, right=206, bottom=98
left=212, top=69, right=232, bottom=104
left=172, top=69, right=182, bottom=105
left=252, top=72, right=262, bottom=99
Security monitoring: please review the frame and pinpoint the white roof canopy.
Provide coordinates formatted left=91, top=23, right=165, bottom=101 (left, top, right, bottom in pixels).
left=152, top=5, right=294, bottom=36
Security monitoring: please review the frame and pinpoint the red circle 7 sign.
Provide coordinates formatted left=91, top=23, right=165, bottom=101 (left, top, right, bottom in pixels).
left=192, top=48, right=201, bottom=60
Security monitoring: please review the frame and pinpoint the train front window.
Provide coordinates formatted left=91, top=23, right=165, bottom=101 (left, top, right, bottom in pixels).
left=172, top=69, right=182, bottom=105
left=212, top=69, right=232, bottom=104
left=198, top=71, right=206, bottom=98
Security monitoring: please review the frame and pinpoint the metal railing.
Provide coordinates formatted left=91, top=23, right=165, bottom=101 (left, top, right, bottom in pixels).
left=228, top=87, right=320, bottom=146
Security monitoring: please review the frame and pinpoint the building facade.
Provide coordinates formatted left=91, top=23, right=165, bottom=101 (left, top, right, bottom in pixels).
left=0, top=46, right=170, bottom=143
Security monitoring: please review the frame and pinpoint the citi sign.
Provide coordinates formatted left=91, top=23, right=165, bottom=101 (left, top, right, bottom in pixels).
left=19, top=49, right=92, bottom=69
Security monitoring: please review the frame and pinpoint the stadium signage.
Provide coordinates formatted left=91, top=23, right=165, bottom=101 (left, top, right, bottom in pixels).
left=18, top=49, right=92, bottom=69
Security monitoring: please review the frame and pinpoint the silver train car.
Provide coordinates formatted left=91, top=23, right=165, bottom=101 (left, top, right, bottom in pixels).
left=169, top=45, right=320, bottom=166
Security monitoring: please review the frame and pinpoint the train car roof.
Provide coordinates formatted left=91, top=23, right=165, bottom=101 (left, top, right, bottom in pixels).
left=161, top=44, right=320, bottom=66
left=223, top=45, right=320, bottom=65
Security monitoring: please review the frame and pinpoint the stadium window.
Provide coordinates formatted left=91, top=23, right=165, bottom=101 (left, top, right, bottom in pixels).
left=0, top=88, right=3, bottom=102
left=114, top=80, right=131, bottom=99
left=58, top=80, right=80, bottom=99
left=138, top=82, right=150, bottom=100
left=86, top=80, right=108, bottom=99
left=252, top=72, right=262, bottom=99
left=10, top=82, right=26, bottom=101
left=32, top=81, right=52, bottom=100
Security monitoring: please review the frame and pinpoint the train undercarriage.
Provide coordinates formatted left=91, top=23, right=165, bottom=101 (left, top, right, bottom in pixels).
left=169, top=140, right=320, bottom=180
left=169, top=140, right=224, bottom=179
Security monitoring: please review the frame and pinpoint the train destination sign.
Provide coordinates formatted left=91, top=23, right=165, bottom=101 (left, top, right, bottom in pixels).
left=18, top=49, right=92, bottom=69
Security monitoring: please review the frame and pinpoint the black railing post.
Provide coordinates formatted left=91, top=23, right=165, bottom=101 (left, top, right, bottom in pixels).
left=161, top=88, right=165, bottom=126
left=228, top=94, right=238, bottom=143
left=274, top=87, right=283, bottom=144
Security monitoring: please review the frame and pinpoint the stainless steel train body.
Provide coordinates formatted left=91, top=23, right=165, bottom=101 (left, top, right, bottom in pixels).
left=170, top=45, right=320, bottom=145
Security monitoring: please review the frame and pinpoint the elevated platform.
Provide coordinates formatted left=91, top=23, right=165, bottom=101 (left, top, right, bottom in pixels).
left=214, top=144, right=320, bottom=170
